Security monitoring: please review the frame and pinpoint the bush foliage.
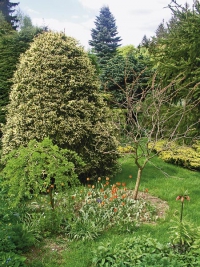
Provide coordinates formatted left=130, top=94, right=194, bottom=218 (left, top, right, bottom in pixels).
left=150, top=140, right=200, bottom=170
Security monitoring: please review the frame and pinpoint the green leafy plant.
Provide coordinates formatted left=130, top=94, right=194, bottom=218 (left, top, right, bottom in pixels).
left=1, top=137, right=84, bottom=207
left=170, top=219, right=200, bottom=254
left=12, top=184, right=82, bottom=238
left=92, top=235, right=200, bottom=267
left=0, top=187, right=34, bottom=266
left=0, top=252, right=26, bottom=267
left=92, top=236, right=173, bottom=267
left=169, top=192, right=200, bottom=254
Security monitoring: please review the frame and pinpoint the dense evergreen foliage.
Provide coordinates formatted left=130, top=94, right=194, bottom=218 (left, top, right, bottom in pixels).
left=149, top=1, right=200, bottom=102
left=0, top=10, right=12, bottom=34
left=100, top=49, right=152, bottom=105
left=89, top=6, right=122, bottom=69
left=0, top=14, right=43, bottom=129
left=0, top=0, right=18, bottom=29
left=2, top=31, right=119, bottom=180
left=149, top=1, right=200, bottom=135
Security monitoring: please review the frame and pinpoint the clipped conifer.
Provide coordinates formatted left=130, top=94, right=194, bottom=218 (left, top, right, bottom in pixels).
left=2, top=31, right=119, bottom=180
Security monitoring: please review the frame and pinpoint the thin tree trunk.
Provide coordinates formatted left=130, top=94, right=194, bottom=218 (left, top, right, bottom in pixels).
left=133, top=167, right=142, bottom=200
left=49, top=187, right=55, bottom=210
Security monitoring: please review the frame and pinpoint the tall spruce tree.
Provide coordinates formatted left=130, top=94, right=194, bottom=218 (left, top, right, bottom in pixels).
left=0, top=13, right=16, bottom=128
left=139, top=35, right=151, bottom=48
left=2, top=32, right=119, bottom=180
left=0, top=0, right=19, bottom=29
left=89, top=6, right=122, bottom=69
left=155, top=20, right=167, bottom=39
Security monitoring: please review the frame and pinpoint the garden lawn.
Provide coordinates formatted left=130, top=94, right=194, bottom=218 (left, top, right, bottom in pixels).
left=113, top=155, right=200, bottom=226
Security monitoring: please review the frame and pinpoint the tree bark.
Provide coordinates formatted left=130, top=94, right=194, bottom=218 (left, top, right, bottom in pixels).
left=133, top=167, right=142, bottom=200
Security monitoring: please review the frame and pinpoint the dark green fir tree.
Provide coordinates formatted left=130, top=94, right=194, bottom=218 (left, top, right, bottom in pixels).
left=89, top=6, right=122, bottom=69
left=0, top=0, right=19, bottom=29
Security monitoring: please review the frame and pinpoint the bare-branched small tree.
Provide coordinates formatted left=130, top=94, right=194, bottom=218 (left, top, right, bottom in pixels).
left=104, top=65, right=200, bottom=199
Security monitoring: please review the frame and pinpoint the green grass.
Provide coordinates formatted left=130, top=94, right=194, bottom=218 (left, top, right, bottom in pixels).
left=113, top=155, right=200, bottom=225
left=26, top=155, right=200, bottom=266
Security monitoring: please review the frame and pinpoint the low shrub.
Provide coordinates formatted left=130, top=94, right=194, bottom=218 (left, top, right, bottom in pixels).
left=91, top=235, right=200, bottom=267
left=0, top=189, right=35, bottom=266
left=149, top=140, right=200, bottom=170
left=0, top=252, right=26, bottom=267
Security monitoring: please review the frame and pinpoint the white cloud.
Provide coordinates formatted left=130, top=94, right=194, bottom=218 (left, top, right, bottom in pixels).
left=71, top=15, right=79, bottom=19
left=32, top=18, right=92, bottom=49
left=24, top=7, right=40, bottom=15
left=78, top=0, right=110, bottom=10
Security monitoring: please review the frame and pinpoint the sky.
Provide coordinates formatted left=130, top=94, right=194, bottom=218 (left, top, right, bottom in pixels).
left=13, top=0, right=195, bottom=50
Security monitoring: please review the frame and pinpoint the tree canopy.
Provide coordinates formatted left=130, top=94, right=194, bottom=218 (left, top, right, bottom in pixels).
left=89, top=6, right=122, bottom=69
left=2, top=137, right=85, bottom=207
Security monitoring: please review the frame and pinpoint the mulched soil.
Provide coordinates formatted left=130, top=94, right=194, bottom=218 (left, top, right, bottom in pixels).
left=136, top=191, right=169, bottom=220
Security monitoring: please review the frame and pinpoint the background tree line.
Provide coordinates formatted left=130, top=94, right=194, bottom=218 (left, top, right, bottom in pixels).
left=0, top=0, right=45, bottom=130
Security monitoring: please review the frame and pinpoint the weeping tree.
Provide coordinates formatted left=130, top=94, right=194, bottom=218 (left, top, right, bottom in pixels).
left=2, top=31, right=119, bottom=180
left=2, top=137, right=85, bottom=208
